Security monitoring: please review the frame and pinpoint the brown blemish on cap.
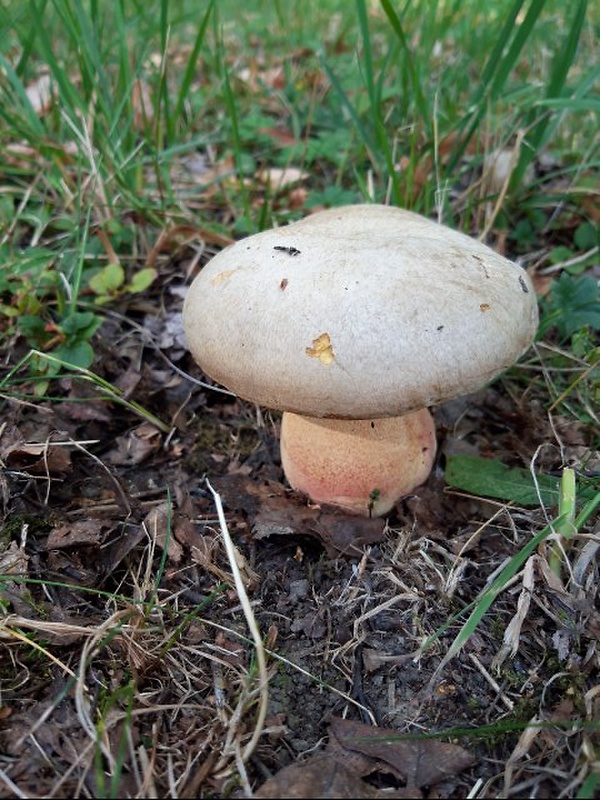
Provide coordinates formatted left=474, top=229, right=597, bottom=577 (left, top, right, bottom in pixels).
left=306, top=332, right=335, bottom=365
left=480, top=303, right=491, bottom=312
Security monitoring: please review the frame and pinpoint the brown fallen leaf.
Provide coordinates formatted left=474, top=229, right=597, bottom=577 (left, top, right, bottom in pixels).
left=257, top=126, right=299, bottom=147
left=101, top=524, right=146, bottom=574
left=146, top=223, right=234, bottom=270
left=0, top=540, right=28, bottom=576
left=254, top=753, right=409, bottom=799
left=254, top=717, right=475, bottom=798
left=212, top=475, right=386, bottom=555
left=0, top=542, right=30, bottom=611
left=237, top=65, right=286, bottom=92
left=527, top=264, right=554, bottom=297
left=251, top=495, right=386, bottom=556
left=142, top=504, right=184, bottom=563
left=107, top=422, right=162, bottom=466
left=47, top=519, right=107, bottom=549
left=3, top=437, right=73, bottom=476
left=312, top=514, right=386, bottom=556
left=328, top=716, right=476, bottom=791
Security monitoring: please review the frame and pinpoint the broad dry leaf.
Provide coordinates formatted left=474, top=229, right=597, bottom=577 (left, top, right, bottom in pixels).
left=254, top=754, right=409, bottom=799
left=102, top=524, right=146, bottom=573
left=47, top=519, right=106, bottom=549
left=313, top=514, right=386, bottom=556
left=251, top=494, right=385, bottom=557
left=2, top=437, right=73, bottom=476
left=257, top=126, right=298, bottom=147
left=146, top=223, right=234, bottom=269
left=255, top=717, right=475, bottom=798
left=0, top=540, right=28, bottom=576
left=108, top=422, right=162, bottom=466
left=328, top=716, right=476, bottom=790
left=527, top=264, right=554, bottom=297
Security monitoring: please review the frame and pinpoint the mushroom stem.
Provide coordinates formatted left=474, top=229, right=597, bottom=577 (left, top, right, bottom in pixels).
left=280, top=409, right=437, bottom=517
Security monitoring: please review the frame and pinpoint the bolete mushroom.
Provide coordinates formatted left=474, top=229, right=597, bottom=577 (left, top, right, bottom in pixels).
left=183, top=205, right=538, bottom=516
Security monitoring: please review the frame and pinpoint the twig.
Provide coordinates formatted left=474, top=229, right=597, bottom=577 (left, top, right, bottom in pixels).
left=469, top=653, right=514, bottom=711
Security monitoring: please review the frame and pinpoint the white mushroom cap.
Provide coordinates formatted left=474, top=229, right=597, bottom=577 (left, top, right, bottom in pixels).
left=183, top=205, right=538, bottom=419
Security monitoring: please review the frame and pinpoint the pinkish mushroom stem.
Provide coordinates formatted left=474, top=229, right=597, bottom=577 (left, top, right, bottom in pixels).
left=280, top=408, right=437, bottom=517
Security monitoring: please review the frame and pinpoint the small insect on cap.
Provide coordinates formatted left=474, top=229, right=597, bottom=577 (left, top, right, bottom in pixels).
left=183, top=205, right=538, bottom=419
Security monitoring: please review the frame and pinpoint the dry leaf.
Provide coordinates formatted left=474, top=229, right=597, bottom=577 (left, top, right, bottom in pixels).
left=503, top=715, right=542, bottom=796
left=237, top=65, right=286, bottom=92
left=5, top=139, right=82, bottom=171
left=102, top=524, right=146, bottom=573
left=254, top=754, right=401, bottom=799
left=257, top=126, right=299, bottom=147
left=213, top=475, right=386, bottom=556
left=255, top=717, right=475, bottom=798
left=328, top=716, right=476, bottom=790
left=251, top=496, right=386, bottom=557
left=3, top=438, right=73, bottom=476
left=214, top=631, right=247, bottom=670
left=288, top=186, right=308, bottom=210
left=47, top=519, right=106, bottom=549
left=107, top=423, right=162, bottom=466
left=258, top=167, right=308, bottom=190
left=146, top=223, right=234, bottom=269
left=0, top=541, right=28, bottom=577
left=527, top=264, right=554, bottom=297
left=312, top=514, right=386, bottom=556
left=143, top=504, right=184, bottom=563
left=491, top=554, right=535, bottom=670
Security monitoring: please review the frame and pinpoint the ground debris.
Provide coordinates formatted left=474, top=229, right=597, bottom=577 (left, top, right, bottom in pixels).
left=255, top=716, right=476, bottom=798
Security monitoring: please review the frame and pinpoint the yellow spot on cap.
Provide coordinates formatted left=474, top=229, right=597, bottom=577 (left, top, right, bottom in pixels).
left=305, top=332, right=335, bottom=365
left=211, top=269, right=238, bottom=285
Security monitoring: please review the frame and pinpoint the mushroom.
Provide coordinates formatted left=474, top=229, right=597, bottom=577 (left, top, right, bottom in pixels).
left=183, top=205, right=538, bottom=516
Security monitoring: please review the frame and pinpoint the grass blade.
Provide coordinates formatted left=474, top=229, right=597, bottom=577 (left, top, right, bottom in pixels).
left=378, top=0, right=428, bottom=125
left=172, top=0, right=215, bottom=126
left=424, top=512, right=570, bottom=673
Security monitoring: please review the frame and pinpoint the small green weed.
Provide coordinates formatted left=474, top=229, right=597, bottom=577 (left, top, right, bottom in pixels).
left=88, top=262, right=157, bottom=306
left=539, top=272, right=600, bottom=341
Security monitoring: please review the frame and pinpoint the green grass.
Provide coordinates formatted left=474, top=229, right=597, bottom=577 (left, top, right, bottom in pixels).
left=0, top=0, right=592, bottom=417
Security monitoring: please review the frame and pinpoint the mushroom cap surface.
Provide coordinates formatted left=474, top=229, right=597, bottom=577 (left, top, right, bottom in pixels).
left=183, top=205, right=538, bottom=419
